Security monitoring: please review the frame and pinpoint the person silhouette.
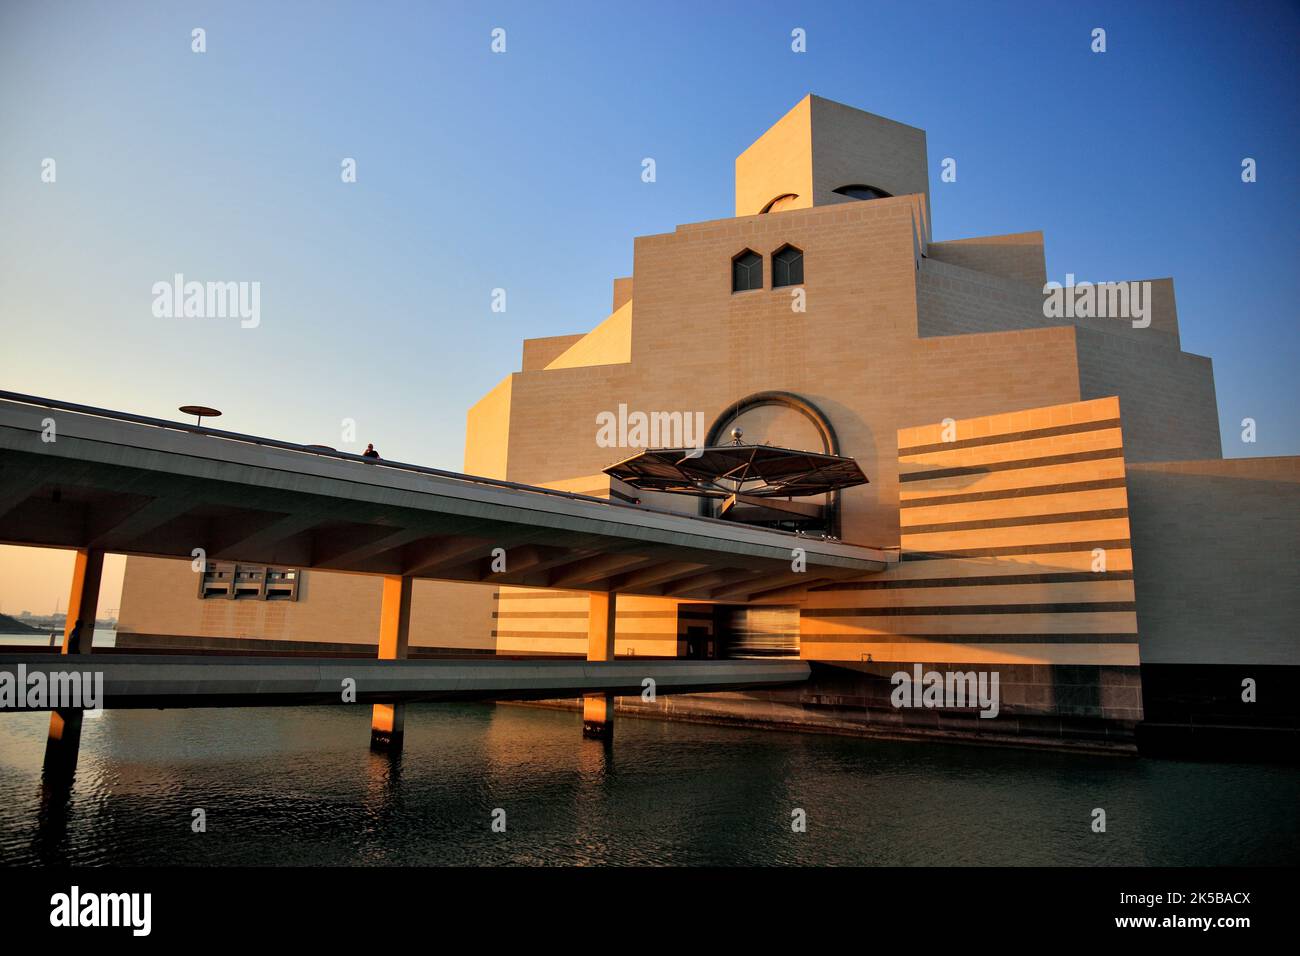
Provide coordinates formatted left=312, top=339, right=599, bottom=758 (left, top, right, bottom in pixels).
left=362, top=443, right=380, bottom=460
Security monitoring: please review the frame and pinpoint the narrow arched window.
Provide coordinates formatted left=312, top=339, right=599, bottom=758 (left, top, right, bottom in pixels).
left=772, top=245, right=804, bottom=287
left=732, top=249, right=762, bottom=292
left=833, top=184, right=891, bottom=201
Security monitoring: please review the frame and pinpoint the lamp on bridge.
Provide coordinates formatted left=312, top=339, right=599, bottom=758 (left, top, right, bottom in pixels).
left=179, top=405, right=223, bottom=428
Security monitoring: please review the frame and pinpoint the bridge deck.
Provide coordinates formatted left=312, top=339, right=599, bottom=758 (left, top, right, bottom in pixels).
left=0, top=654, right=810, bottom=710
left=0, top=392, right=893, bottom=600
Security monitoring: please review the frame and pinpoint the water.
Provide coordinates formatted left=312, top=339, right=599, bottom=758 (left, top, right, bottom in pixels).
left=1, top=703, right=1296, bottom=866
left=0, top=628, right=117, bottom=649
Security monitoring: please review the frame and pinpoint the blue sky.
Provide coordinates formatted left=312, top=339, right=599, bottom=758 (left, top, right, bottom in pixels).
left=1, top=0, right=1297, bottom=468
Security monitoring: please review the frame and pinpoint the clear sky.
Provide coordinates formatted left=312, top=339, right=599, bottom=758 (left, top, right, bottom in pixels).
left=1, top=0, right=1297, bottom=614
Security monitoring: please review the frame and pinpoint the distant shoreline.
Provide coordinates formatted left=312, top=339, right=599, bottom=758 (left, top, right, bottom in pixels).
left=0, top=613, right=42, bottom=635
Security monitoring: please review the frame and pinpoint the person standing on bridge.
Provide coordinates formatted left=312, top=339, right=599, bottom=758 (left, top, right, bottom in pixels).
left=66, top=618, right=84, bottom=653
left=362, top=443, right=380, bottom=460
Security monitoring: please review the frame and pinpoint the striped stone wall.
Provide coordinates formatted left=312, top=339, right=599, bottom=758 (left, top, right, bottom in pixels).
left=493, top=588, right=684, bottom=658
left=801, top=396, right=1140, bottom=671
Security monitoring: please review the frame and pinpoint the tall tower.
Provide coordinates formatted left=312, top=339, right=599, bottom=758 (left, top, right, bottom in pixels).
left=735, top=94, right=930, bottom=221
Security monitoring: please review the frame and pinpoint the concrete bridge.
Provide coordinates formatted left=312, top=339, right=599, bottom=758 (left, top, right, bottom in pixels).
left=0, top=390, right=892, bottom=779
left=0, top=391, right=890, bottom=596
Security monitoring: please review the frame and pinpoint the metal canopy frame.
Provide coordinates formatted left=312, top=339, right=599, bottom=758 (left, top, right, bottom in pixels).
left=603, top=443, right=869, bottom=500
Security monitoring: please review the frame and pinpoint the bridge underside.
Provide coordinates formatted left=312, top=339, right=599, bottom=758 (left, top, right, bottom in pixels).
left=0, top=654, right=810, bottom=710
left=0, top=396, right=891, bottom=601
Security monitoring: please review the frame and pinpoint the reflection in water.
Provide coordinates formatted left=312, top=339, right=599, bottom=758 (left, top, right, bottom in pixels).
left=575, top=733, right=616, bottom=780
left=33, top=768, right=74, bottom=866
left=357, top=749, right=404, bottom=865
left=0, top=702, right=1296, bottom=866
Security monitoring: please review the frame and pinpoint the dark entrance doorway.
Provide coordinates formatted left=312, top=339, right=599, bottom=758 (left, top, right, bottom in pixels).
left=682, top=625, right=717, bottom=660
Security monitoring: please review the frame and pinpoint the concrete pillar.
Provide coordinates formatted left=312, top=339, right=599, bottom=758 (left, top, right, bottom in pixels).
left=370, top=575, right=413, bottom=751
left=43, top=548, right=104, bottom=781
left=582, top=591, right=617, bottom=740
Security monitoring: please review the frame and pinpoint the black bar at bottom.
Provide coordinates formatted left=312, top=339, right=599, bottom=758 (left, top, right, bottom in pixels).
left=0, top=865, right=1283, bottom=943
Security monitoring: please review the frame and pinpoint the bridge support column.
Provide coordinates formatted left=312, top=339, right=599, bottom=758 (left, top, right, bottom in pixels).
left=582, top=591, right=617, bottom=740
left=43, top=548, right=104, bottom=782
left=370, top=575, right=413, bottom=752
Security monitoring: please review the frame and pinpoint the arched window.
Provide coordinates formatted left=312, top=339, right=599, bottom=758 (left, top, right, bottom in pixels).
left=760, top=193, right=799, bottom=214
left=772, top=244, right=804, bottom=287
left=833, top=184, right=892, bottom=201
left=732, top=249, right=762, bottom=292
left=702, top=391, right=848, bottom=537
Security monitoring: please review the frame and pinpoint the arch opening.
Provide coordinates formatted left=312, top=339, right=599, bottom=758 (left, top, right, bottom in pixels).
left=701, top=391, right=846, bottom=538
left=760, top=193, right=800, bottom=214
left=832, top=184, right=892, bottom=201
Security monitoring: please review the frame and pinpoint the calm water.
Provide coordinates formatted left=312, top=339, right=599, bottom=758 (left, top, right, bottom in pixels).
left=1, top=702, right=1296, bottom=866
left=0, top=628, right=117, bottom=648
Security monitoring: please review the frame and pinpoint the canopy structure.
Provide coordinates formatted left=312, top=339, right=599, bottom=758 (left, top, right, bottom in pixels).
left=604, top=444, right=867, bottom=498
left=603, top=434, right=868, bottom=531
